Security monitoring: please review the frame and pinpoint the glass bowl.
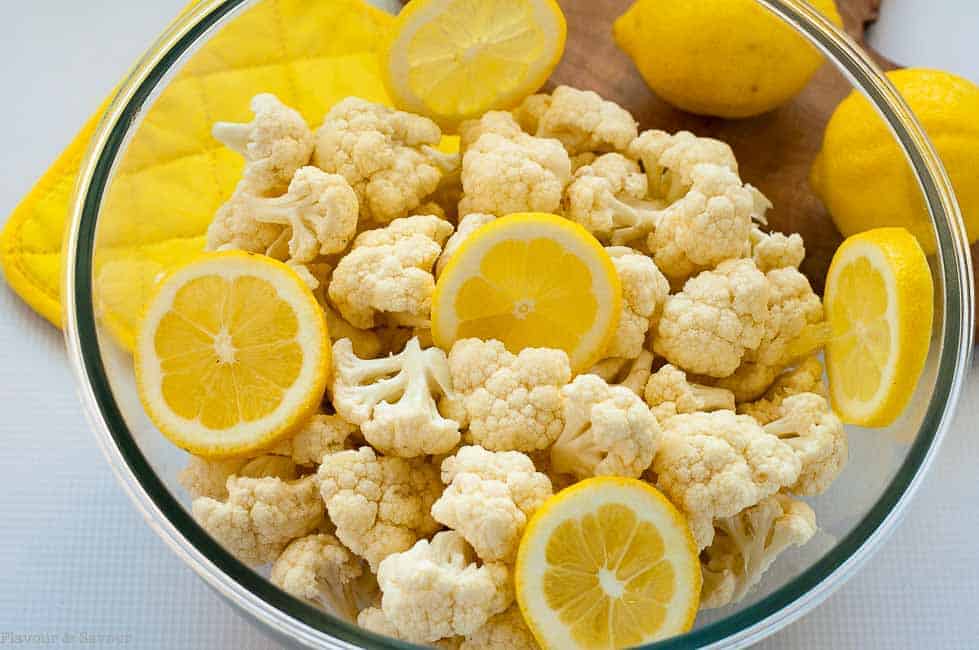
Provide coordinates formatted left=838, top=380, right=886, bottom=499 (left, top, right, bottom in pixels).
left=62, top=0, right=974, bottom=647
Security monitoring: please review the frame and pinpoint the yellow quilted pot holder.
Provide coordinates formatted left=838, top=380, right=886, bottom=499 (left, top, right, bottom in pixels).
left=0, top=0, right=394, bottom=347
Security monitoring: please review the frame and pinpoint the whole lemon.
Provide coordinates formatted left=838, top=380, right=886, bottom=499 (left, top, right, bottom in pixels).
left=811, top=69, right=979, bottom=254
left=613, top=0, right=842, bottom=118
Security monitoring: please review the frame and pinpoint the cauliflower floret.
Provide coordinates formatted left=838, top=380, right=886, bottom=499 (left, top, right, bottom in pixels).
left=331, top=337, right=461, bottom=457
left=316, top=447, right=442, bottom=571
left=511, top=93, right=552, bottom=135
left=715, top=267, right=829, bottom=401
left=270, top=533, right=377, bottom=622
left=376, top=531, right=513, bottom=644
left=588, top=349, right=656, bottom=397
left=605, top=247, right=670, bottom=358
left=273, top=413, right=358, bottom=465
left=654, top=259, right=770, bottom=378
left=323, top=304, right=383, bottom=359
left=643, top=364, right=736, bottom=423
left=313, top=97, right=445, bottom=223
left=646, top=164, right=755, bottom=286
left=448, top=339, right=571, bottom=452
left=763, top=393, right=847, bottom=496
left=520, top=86, right=639, bottom=155
left=192, top=475, right=324, bottom=565
left=207, top=167, right=358, bottom=263
left=436, top=213, right=496, bottom=277
left=458, top=111, right=524, bottom=152
left=328, top=215, right=453, bottom=328
left=461, top=606, right=538, bottom=650
left=651, top=410, right=801, bottom=549
left=212, top=93, right=314, bottom=196
left=627, top=130, right=738, bottom=204
left=738, top=356, right=827, bottom=424
left=700, top=494, right=817, bottom=609
left=550, top=374, right=659, bottom=480
left=432, top=446, right=552, bottom=563
left=178, top=457, right=248, bottom=500
left=562, top=154, right=649, bottom=239
left=750, top=226, right=805, bottom=273
left=458, top=132, right=571, bottom=217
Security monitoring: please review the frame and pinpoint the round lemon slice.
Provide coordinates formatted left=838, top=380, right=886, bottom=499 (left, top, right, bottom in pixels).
left=381, top=0, right=567, bottom=130
left=135, top=252, right=330, bottom=458
left=824, top=227, right=934, bottom=427
left=432, top=213, right=621, bottom=372
left=516, top=478, right=701, bottom=649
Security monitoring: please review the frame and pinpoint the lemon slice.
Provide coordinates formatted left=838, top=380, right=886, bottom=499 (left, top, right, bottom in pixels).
left=516, top=478, right=701, bottom=649
left=432, top=213, right=621, bottom=372
left=824, top=227, right=934, bottom=427
left=381, top=0, right=567, bottom=130
left=135, top=252, right=330, bottom=458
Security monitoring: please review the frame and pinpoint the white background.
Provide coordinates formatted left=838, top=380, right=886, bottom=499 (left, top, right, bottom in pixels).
left=1, top=1, right=978, bottom=648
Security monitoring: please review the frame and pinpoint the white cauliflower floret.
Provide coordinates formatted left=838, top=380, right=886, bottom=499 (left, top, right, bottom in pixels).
left=274, top=413, right=358, bottom=465
left=458, top=111, right=524, bottom=152
left=316, top=447, right=442, bottom=571
left=461, top=606, right=538, bottom=650
left=271, top=533, right=377, bottom=622
left=627, top=130, right=738, bottom=204
left=458, top=132, right=571, bottom=217
left=763, top=393, right=847, bottom=496
left=331, top=337, right=461, bottom=457
left=432, top=446, right=552, bottom=563
left=646, top=164, right=755, bottom=285
left=448, top=339, right=571, bottom=452
left=716, top=267, right=829, bottom=401
left=376, top=531, right=513, bottom=644
left=651, top=410, right=801, bottom=549
left=212, top=93, right=314, bottom=196
left=192, top=475, right=324, bottom=565
left=588, top=349, right=655, bottom=397
left=519, top=86, right=639, bottom=154
left=750, top=226, right=805, bottom=273
left=700, top=494, right=817, bottom=609
left=328, top=215, right=453, bottom=328
left=605, top=247, right=670, bottom=358
left=643, top=364, right=736, bottom=423
left=550, top=374, right=659, bottom=480
left=207, top=167, right=358, bottom=263
left=323, top=304, right=383, bottom=359
left=562, top=154, right=649, bottom=239
left=654, top=259, right=770, bottom=378
left=436, top=213, right=496, bottom=277
left=313, top=97, right=445, bottom=223
left=738, top=356, right=827, bottom=424
left=179, top=457, right=248, bottom=500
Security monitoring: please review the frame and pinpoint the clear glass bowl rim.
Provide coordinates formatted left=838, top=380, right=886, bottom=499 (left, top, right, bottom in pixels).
left=61, top=1, right=975, bottom=648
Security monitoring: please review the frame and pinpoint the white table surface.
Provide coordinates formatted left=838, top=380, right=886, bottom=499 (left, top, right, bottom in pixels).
left=1, top=1, right=978, bottom=648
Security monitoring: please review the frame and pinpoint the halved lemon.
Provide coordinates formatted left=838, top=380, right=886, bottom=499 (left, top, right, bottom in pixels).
left=135, top=252, right=330, bottom=458
left=381, top=0, right=567, bottom=130
left=516, top=478, right=701, bottom=649
left=824, top=227, right=934, bottom=427
left=432, top=213, right=621, bottom=372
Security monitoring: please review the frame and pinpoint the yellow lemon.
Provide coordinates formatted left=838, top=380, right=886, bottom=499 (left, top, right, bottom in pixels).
left=135, top=252, right=330, bottom=458
left=613, top=0, right=842, bottom=118
left=824, top=228, right=934, bottom=427
left=431, top=213, right=621, bottom=373
left=812, top=68, right=979, bottom=254
left=381, top=0, right=566, bottom=131
left=516, top=477, right=701, bottom=649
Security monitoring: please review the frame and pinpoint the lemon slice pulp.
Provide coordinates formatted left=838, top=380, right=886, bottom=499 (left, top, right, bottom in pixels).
left=432, top=213, right=621, bottom=372
left=516, top=478, right=701, bottom=649
left=382, top=0, right=566, bottom=130
left=135, top=252, right=330, bottom=458
left=824, top=227, right=934, bottom=427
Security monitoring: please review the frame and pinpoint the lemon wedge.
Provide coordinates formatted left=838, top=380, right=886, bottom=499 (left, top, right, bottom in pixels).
left=824, top=227, right=934, bottom=427
left=516, top=477, right=701, bottom=649
left=135, top=252, right=330, bottom=458
left=431, top=213, right=621, bottom=373
left=381, top=0, right=567, bottom=130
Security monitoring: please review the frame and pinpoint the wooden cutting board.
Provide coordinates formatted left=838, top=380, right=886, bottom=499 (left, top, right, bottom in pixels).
left=549, top=0, right=893, bottom=294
